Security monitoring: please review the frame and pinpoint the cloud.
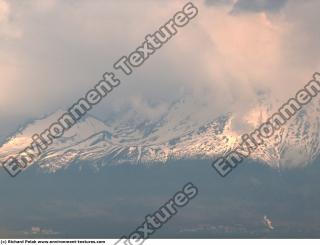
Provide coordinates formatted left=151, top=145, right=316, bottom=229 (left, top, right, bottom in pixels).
left=0, top=0, right=21, bottom=38
left=205, top=0, right=288, bottom=14
left=0, top=0, right=320, bottom=139
left=231, top=0, right=288, bottom=14
left=130, top=96, right=169, bottom=121
left=0, top=0, right=9, bottom=22
left=205, top=0, right=234, bottom=6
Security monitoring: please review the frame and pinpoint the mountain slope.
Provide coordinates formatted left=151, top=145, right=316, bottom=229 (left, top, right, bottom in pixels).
left=1, top=96, right=320, bottom=173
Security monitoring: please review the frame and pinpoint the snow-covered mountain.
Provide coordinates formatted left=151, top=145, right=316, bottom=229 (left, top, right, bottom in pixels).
left=1, top=95, right=320, bottom=173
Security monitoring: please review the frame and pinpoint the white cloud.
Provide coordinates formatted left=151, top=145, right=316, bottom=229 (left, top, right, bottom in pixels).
left=0, top=0, right=319, bottom=137
left=0, top=0, right=9, bottom=22
left=0, top=0, right=21, bottom=38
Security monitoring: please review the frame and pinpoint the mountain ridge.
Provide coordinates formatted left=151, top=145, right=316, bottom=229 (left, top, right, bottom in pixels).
left=1, top=96, right=320, bottom=173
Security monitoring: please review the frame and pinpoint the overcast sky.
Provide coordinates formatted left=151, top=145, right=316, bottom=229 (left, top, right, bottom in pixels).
left=0, top=0, right=319, bottom=141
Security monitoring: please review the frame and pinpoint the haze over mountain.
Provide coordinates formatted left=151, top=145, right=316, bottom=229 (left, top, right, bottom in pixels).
left=1, top=94, right=320, bottom=174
